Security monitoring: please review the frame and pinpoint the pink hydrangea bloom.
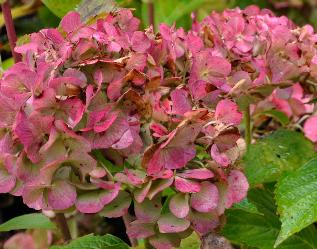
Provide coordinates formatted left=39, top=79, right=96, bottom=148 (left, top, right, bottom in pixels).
left=2, top=5, right=317, bottom=248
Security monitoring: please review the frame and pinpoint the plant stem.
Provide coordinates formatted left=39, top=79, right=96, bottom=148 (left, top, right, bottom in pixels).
left=55, top=213, right=72, bottom=242
left=93, top=150, right=114, bottom=181
left=1, top=0, right=21, bottom=63
left=148, top=1, right=154, bottom=28
left=144, top=238, right=154, bottom=249
left=244, top=105, right=251, bottom=147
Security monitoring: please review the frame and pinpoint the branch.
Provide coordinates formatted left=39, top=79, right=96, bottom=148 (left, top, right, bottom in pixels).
left=244, top=105, right=252, bottom=147
left=1, top=0, right=21, bottom=62
left=148, top=1, right=154, bottom=29
left=55, top=213, right=72, bottom=242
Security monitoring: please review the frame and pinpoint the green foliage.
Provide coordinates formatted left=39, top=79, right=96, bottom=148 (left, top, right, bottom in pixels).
left=222, top=188, right=317, bottom=249
left=244, top=130, right=315, bottom=186
left=41, top=0, right=81, bottom=18
left=232, top=198, right=262, bottom=215
left=232, top=0, right=268, bottom=8
left=0, top=213, right=56, bottom=232
left=117, top=0, right=231, bottom=30
left=93, top=150, right=123, bottom=175
left=38, top=6, right=60, bottom=27
left=179, top=232, right=201, bottom=249
left=256, top=110, right=290, bottom=127
left=77, top=0, right=118, bottom=23
left=135, top=232, right=201, bottom=249
left=275, top=158, right=317, bottom=246
left=50, top=234, right=129, bottom=249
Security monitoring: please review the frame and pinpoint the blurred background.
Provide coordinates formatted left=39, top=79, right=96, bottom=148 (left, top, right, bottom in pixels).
left=1, top=0, right=317, bottom=71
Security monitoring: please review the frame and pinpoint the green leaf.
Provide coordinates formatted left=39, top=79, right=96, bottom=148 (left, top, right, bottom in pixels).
left=41, top=0, right=81, bottom=18
left=275, top=158, right=317, bottom=247
left=0, top=213, right=56, bottom=232
left=179, top=232, right=201, bottom=249
left=256, top=109, right=290, bottom=126
left=50, top=234, right=129, bottom=249
left=232, top=198, right=262, bottom=215
left=76, top=0, right=118, bottom=23
left=222, top=188, right=317, bottom=249
left=38, top=6, right=61, bottom=28
left=244, top=130, right=315, bottom=186
left=143, top=0, right=229, bottom=30
left=93, top=150, right=123, bottom=175
left=2, top=57, right=14, bottom=70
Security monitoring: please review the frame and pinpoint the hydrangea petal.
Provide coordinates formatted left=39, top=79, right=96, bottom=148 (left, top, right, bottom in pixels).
left=215, top=99, right=242, bottom=125
left=304, top=115, right=317, bottom=142
left=190, top=181, right=219, bottom=212
left=177, top=168, right=214, bottom=180
left=169, top=193, right=189, bottom=218
left=157, top=213, right=190, bottom=233
left=134, top=198, right=161, bottom=223
left=126, top=221, right=155, bottom=239
left=47, top=180, right=77, bottom=210
left=174, top=176, right=201, bottom=193
left=99, top=191, right=131, bottom=218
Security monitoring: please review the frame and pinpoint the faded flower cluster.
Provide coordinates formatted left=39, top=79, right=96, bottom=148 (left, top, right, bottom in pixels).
left=0, top=5, right=317, bottom=248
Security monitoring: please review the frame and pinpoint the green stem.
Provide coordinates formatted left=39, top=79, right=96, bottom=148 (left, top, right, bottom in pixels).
left=55, top=213, right=72, bottom=242
left=144, top=238, right=154, bottom=249
left=244, top=105, right=251, bottom=147
left=92, top=150, right=114, bottom=181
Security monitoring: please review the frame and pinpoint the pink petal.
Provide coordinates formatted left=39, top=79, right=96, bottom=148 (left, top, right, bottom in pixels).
left=89, top=167, right=107, bottom=178
left=0, top=167, right=16, bottom=193
left=150, top=123, right=168, bottom=137
left=134, top=198, right=161, bottom=223
left=226, top=170, right=249, bottom=208
left=61, top=11, right=82, bottom=33
left=100, top=191, right=131, bottom=218
left=126, top=221, right=155, bottom=239
left=174, top=176, right=201, bottom=193
left=147, top=178, right=174, bottom=199
left=88, top=116, right=130, bottom=149
left=4, top=233, right=36, bottom=249
left=90, top=179, right=118, bottom=190
left=170, top=89, right=192, bottom=115
left=47, top=180, right=77, bottom=210
left=147, top=124, right=201, bottom=175
left=75, top=187, right=119, bottom=213
left=115, top=169, right=147, bottom=185
left=149, top=234, right=181, bottom=249
left=126, top=53, right=147, bottom=71
left=215, top=99, right=242, bottom=125
left=190, top=211, right=219, bottom=235
left=131, top=31, right=151, bottom=52
left=210, top=144, right=230, bottom=167
left=186, top=32, right=203, bottom=53
left=134, top=181, right=152, bottom=203
left=304, top=115, right=317, bottom=142
left=157, top=213, right=190, bottom=233
left=177, top=168, right=214, bottom=180
left=59, top=98, right=85, bottom=128
left=111, top=129, right=134, bottom=150
left=169, top=193, right=190, bottom=218
left=22, top=185, right=45, bottom=210
left=190, top=181, right=219, bottom=212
